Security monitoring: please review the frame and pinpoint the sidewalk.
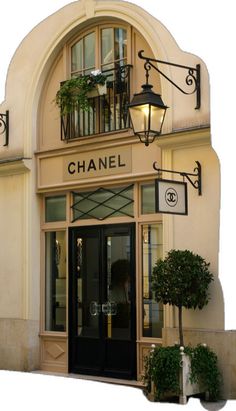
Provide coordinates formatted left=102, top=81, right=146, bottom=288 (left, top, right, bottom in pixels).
left=0, top=371, right=232, bottom=411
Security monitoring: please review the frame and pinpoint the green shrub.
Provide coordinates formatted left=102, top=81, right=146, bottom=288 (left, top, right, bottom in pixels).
left=55, top=72, right=107, bottom=114
left=152, top=249, right=214, bottom=346
left=143, top=345, right=181, bottom=400
left=185, top=344, right=221, bottom=401
left=143, top=344, right=221, bottom=402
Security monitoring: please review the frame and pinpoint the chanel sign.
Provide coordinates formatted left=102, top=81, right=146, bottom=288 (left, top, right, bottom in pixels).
left=63, top=146, right=132, bottom=181
left=155, top=179, right=188, bottom=215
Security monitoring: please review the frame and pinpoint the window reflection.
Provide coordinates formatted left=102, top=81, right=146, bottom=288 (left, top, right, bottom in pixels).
left=45, top=196, right=66, bottom=222
left=114, top=28, right=127, bottom=61
left=142, top=223, right=163, bottom=338
left=45, top=231, right=66, bottom=331
left=107, top=235, right=131, bottom=340
left=102, top=28, right=114, bottom=65
left=141, top=183, right=155, bottom=214
left=101, top=27, right=127, bottom=71
left=71, top=39, right=83, bottom=73
left=76, top=235, right=100, bottom=338
left=71, top=32, right=95, bottom=76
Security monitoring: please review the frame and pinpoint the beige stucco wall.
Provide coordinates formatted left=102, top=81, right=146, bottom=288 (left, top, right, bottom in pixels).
left=157, top=128, right=223, bottom=331
left=0, top=160, right=40, bottom=321
left=0, top=319, right=39, bottom=371
left=0, top=159, right=40, bottom=370
left=0, top=172, right=27, bottom=317
left=172, top=145, right=223, bottom=330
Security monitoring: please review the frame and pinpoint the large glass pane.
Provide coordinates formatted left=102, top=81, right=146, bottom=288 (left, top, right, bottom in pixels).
left=102, top=28, right=114, bottom=65
left=76, top=235, right=99, bottom=337
left=101, top=27, right=127, bottom=74
left=71, top=32, right=95, bottom=75
left=142, top=223, right=163, bottom=338
left=114, top=28, right=127, bottom=61
left=71, top=39, right=83, bottom=73
left=141, top=183, right=155, bottom=214
left=45, top=231, right=66, bottom=331
left=84, top=32, right=95, bottom=72
left=107, top=234, right=131, bottom=340
left=45, top=196, right=66, bottom=222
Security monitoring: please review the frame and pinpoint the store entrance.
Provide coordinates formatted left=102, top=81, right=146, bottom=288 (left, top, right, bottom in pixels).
left=69, top=223, right=136, bottom=379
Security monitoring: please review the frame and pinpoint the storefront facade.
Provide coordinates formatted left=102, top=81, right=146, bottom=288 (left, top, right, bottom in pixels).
left=0, top=0, right=234, bottom=399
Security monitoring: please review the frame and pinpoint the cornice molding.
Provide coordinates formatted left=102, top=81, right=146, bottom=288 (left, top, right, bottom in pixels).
left=156, top=126, right=211, bottom=150
left=0, top=157, right=32, bottom=176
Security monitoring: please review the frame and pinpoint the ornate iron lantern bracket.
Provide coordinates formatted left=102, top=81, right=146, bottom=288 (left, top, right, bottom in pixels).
left=138, top=50, right=201, bottom=109
left=0, top=111, right=9, bottom=146
left=153, top=160, right=202, bottom=195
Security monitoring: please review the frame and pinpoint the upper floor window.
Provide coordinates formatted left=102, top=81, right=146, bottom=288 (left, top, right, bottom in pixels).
left=61, top=25, right=131, bottom=141
left=71, top=27, right=127, bottom=76
left=71, top=32, right=96, bottom=76
left=101, top=27, right=127, bottom=71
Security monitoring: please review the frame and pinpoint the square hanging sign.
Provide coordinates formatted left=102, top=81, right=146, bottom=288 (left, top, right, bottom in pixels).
left=155, top=179, right=188, bottom=215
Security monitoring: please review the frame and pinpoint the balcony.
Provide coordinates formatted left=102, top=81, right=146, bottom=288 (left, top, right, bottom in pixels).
left=60, top=65, right=132, bottom=141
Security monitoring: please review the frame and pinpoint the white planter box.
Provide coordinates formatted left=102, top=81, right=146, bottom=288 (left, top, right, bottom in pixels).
left=179, top=349, right=203, bottom=404
left=87, top=82, right=107, bottom=98
left=147, top=346, right=207, bottom=404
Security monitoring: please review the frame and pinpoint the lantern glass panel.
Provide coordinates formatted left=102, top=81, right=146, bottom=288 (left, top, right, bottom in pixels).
left=150, top=105, right=166, bottom=133
left=129, top=104, right=150, bottom=134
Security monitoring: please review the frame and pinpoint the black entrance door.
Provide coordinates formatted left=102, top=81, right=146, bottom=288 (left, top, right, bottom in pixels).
left=69, top=223, right=136, bottom=379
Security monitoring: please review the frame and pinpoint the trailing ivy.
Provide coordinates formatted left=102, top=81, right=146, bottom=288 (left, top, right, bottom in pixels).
left=55, top=72, right=107, bottom=115
left=143, top=345, right=181, bottom=400
left=143, top=344, right=221, bottom=402
left=185, top=344, right=221, bottom=401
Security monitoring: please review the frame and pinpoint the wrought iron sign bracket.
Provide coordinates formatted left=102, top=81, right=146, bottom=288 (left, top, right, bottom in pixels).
left=0, top=110, right=9, bottom=146
left=153, top=161, right=202, bottom=196
left=138, top=50, right=201, bottom=109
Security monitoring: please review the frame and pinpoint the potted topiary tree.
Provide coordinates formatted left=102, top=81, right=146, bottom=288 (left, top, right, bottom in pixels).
left=152, top=249, right=213, bottom=347
left=143, top=249, right=221, bottom=404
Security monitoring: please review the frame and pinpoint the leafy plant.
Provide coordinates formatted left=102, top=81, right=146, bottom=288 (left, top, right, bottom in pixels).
left=143, top=345, right=181, bottom=400
left=55, top=71, right=107, bottom=115
left=143, top=344, right=221, bottom=402
left=152, top=249, right=214, bottom=346
left=185, top=344, right=222, bottom=401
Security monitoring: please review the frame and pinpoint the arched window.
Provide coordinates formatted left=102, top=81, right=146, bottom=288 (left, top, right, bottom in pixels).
left=71, top=27, right=127, bottom=75
left=61, top=25, right=131, bottom=140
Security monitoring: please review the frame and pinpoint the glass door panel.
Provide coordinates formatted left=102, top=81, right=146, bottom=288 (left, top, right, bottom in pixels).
left=76, top=236, right=100, bottom=338
left=142, top=223, right=163, bottom=338
left=106, top=235, right=131, bottom=340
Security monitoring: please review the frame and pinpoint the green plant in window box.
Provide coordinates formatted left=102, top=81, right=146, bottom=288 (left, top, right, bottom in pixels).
left=142, top=249, right=222, bottom=404
left=143, top=344, right=221, bottom=402
left=55, top=70, right=107, bottom=115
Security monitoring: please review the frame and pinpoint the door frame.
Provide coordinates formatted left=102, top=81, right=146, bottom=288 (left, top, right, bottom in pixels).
left=68, top=222, right=137, bottom=379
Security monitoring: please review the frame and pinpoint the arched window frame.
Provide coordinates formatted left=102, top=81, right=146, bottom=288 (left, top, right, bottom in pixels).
left=67, top=22, right=132, bottom=78
left=60, top=22, right=133, bottom=141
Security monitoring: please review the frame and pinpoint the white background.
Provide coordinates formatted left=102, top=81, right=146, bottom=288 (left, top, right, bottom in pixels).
left=0, top=1, right=235, bottom=409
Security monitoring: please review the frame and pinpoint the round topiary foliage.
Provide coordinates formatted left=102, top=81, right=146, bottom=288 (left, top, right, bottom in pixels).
left=152, top=249, right=214, bottom=346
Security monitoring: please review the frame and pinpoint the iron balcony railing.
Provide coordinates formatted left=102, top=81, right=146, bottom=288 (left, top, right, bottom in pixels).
left=61, top=64, right=132, bottom=141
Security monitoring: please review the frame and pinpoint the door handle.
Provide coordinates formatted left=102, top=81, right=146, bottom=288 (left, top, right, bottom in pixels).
left=89, top=301, right=101, bottom=316
left=102, top=301, right=117, bottom=315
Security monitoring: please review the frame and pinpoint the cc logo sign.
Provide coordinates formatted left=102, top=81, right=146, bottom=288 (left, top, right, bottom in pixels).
left=165, top=187, right=178, bottom=207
